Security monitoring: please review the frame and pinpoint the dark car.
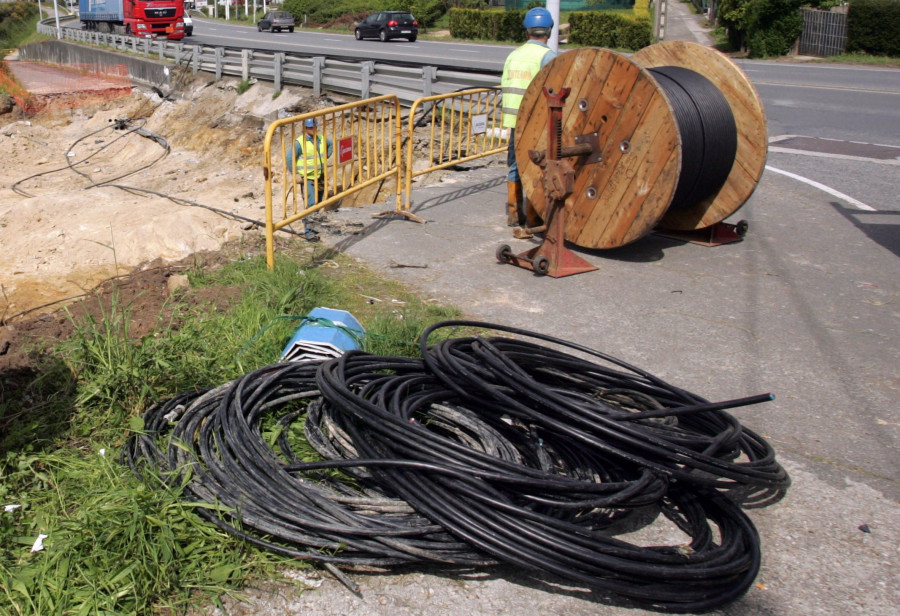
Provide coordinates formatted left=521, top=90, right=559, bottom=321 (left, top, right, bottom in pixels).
left=354, top=11, right=418, bottom=42
left=257, top=11, right=295, bottom=33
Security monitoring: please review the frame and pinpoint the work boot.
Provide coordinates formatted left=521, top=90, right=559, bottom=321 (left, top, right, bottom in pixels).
left=524, top=198, right=542, bottom=230
left=512, top=226, right=534, bottom=240
left=506, top=181, right=524, bottom=227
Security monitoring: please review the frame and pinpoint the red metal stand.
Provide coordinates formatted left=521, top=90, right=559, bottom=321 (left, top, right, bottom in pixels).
left=497, top=87, right=597, bottom=278
left=653, top=220, right=749, bottom=247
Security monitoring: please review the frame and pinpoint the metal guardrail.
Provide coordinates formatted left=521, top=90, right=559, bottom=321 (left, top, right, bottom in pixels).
left=36, top=18, right=501, bottom=106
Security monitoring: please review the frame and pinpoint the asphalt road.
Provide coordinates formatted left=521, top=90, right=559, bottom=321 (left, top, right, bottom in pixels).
left=60, top=9, right=900, bottom=613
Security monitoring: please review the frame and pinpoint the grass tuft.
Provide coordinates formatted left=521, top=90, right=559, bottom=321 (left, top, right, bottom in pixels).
left=1, top=249, right=463, bottom=614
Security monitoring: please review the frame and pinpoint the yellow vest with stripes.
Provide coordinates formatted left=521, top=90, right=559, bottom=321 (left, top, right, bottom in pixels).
left=501, top=42, right=551, bottom=129
left=294, top=135, right=327, bottom=180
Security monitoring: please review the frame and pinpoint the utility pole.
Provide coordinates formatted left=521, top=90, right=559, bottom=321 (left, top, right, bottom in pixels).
left=53, top=0, right=61, bottom=39
left=547, top=0, right=560, bottom=52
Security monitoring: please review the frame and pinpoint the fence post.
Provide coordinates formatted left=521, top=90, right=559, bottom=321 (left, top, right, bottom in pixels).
left=361, top=61, right=374, bottom=99
left=275, top=53, right=284, bottom=92
left=215, top=47, right=224, bottom=80
left=422, top=66, right=436, bottom=98
left=313, top=56, right=324, bottom=96
left=242, top=49, right=250, bottom=81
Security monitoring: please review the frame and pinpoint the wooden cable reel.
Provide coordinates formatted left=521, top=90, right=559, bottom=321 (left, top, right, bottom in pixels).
left=515, top=42, right=767, bottom=250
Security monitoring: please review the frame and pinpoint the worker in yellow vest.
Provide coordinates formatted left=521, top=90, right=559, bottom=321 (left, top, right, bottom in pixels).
left=286, top=118, right=334, bottom=241
left=501, top=7, right=558, bottom=236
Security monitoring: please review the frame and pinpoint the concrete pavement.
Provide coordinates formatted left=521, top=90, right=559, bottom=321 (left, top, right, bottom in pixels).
left=278, top=8, right=900, bottom=611
left=662, top=0, right=717, bottom=47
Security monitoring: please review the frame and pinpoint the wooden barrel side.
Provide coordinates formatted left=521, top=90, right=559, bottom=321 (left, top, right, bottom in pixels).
left=632, top=41, right=768, bottom=231
left=516, top=48, right=681, bottom=250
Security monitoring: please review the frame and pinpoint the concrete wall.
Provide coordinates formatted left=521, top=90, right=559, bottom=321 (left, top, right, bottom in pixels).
left=18, top=40, right=171, bottom=88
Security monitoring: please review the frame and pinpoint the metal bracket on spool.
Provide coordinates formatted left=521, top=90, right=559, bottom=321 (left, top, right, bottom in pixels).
left=497, top=87, right=597, bottom=278
left=654, top=220, right=749, bottom=246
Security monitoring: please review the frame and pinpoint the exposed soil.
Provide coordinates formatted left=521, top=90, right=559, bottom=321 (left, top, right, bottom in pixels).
left=0, top=71, right=347, bottom=373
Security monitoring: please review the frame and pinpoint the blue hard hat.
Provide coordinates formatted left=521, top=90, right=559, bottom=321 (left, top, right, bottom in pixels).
left=523, top=7, right=553, bottom=30
left=304, top=118, right=316, bottom=128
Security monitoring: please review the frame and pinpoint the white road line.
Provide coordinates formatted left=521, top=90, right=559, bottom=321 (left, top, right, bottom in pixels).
left=765, top=165, right=877, bottom=211
left=767, top=147, right=900, bottom=167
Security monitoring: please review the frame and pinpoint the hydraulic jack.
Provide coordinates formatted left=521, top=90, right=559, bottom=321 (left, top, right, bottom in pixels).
left=496, top=86, right=597, bottom=278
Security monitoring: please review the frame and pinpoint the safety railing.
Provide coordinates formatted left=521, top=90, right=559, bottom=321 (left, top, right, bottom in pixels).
left=263, top=91, right=509, bottom=268
left=399, top=88, right=506, bottom=218
left=36, top=19, right=501, bottom=104
left=263, top=95, right=402, bottom=268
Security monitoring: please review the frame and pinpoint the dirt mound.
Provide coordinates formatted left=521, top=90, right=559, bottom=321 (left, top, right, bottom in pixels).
left=0, top=72, right=318, bottom=324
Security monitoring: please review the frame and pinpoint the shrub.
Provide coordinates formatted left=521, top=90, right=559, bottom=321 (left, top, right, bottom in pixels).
left=847, top=0, right=900, bottom=57
left=449, top=8, right=527, bottom=42
left=568, top=11, right=651, bottom=51
left=718, top=0, right=803, bottom=57
left=0, top=1, right=39, bottom=49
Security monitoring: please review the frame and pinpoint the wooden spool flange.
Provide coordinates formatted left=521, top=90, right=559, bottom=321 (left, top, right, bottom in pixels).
left=632, top=41, right=768, bottom=231
left=515, top=43, right=766, bottom=248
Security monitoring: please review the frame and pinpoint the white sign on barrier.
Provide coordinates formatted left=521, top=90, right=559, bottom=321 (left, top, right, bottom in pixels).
left=471, top=113, right=487, bottom=135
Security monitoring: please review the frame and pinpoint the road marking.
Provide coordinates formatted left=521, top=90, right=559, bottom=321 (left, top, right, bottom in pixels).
left=753, top=81, right=900, bottom=95
left=768, top=147, right=900, bottom=166
left=765, top=165, right=877, bottom=211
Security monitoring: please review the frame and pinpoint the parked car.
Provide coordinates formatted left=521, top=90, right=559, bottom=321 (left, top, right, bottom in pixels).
left=354, top=11, right=418, bottom=42
left=257, top=11, right=295, bottom=33
left=183, top=14, right=193, bottom=36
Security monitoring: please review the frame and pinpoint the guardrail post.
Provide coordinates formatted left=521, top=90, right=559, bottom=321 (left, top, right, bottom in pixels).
left=143, top=38, right=150, bottom=56
left=361, top=61, right=374, bottom=99
left=176, top=43, right=184, bottom=66
left=313, top=57, right=324, bottom=96
left=242, top=50, right=251, bottom=81
left=274, top=53, right=284, bottom=92
left=159, top=41, right=165, bottom=61
left=422, top=66, right=436, bottom=98
left=215, top=47, right=224, bottom=80
left=192, top=50, right=200, bottom=75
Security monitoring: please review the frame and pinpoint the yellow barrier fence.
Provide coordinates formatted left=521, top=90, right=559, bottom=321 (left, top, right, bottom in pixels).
left=263, top=95, right=402, bottom=268
left=400, top=88, right=506, bottom=219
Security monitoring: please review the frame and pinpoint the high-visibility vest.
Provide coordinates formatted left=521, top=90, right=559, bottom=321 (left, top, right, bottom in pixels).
left=501, top=42, right=551, bottom=129
left=294, top=135, right=327, bottom=180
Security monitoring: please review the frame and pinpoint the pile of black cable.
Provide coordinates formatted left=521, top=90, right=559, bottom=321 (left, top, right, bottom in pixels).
left=123, top=320, right=789, bottom=613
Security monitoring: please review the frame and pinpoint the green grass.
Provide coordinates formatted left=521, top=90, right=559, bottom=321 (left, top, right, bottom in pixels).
left=0, top=248, right=462, bottom=615
left=0, top=2, right=49, bottom=53
left=809, top=51, right=900, bottom=68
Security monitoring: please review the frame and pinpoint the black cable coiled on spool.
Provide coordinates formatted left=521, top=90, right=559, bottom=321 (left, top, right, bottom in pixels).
left=649, top=66, right=738, bottom=210
left=123, top=320, right=789, bottom=613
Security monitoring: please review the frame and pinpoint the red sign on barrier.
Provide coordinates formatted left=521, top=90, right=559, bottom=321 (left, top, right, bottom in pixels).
left=338, top=137, right=354, bottom=164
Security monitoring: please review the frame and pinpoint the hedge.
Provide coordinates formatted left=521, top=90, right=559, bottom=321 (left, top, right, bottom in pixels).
left=568, top=11, right=652, bottom=51
left=847, top=0, right=900, bottom=57
left=448, top=8, right=527, bottom=42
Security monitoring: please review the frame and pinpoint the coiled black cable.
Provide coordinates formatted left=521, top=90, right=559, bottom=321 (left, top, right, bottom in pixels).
left=123, top=320, right=788, bottom=613
left=648, top=66, right=738, bottom=211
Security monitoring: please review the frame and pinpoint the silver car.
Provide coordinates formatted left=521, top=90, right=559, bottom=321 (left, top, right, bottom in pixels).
left=257, top=11, right=295, bottom=33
